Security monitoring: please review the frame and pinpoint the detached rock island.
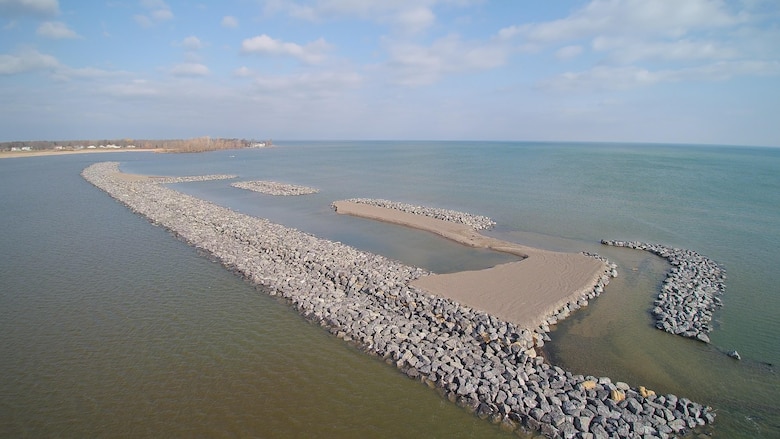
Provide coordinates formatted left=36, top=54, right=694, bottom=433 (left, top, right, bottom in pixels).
left=602, top=240, right=726, bottom=343
left=83, top=162, right=716, bottom=438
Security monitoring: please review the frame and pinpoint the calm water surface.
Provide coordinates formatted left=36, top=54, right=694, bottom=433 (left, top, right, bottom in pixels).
left=2, top=142, right=779, bottom=438
left=0, top=154, right=513, bottom=438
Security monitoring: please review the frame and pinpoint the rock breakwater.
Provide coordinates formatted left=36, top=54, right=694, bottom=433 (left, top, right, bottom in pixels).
left=339, top=198, right=496, bottom=230
left=83, top=162, right=715, bottom=438
left=601, top=240, right=726, bottom=343
left=148, top=174, right=237, bottom=183
left=231, top=180, right=319, bottom=195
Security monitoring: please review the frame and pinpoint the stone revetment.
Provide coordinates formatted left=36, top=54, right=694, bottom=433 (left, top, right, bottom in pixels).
left=82, top=162, right=717, bottom=438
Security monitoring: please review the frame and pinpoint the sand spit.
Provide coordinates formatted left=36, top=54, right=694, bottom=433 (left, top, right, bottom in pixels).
left=340, top=198, right=496, bottom=230
left=602, top=240, right=726, bottom=344
left=83, top=162, right=716, bottom=438
left=231, top=180, right=319, bottom=195
left=332, top=200, right=611, bottom=330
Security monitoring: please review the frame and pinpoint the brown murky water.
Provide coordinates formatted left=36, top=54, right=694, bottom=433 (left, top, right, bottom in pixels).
left=0, top=156, right=519, bottom=438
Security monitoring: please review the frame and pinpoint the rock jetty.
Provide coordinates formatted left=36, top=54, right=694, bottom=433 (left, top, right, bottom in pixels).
left=83, top=162, right=716, bottom=438
left=232, top=180, right=319, bottom=196
left=601, top=240, right=726, bottom=343
left=143, top=174, right=237, bottom=183
left=339, top=198, right=496, bottom=230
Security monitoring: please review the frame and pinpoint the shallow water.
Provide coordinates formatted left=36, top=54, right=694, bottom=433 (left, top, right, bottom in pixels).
left=2, top=142, right=779, bottom=438
left=545, top=243, right=779, bottom=438
left=0, top=154, right=515, bottom=438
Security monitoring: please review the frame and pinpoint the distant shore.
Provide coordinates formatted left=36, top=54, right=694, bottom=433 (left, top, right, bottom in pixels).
left=0, top=148, right=161, bottom=159
left=0, top=137, right=269, bottom=158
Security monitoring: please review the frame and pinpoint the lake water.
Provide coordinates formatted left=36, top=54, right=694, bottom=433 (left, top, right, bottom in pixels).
left=1, top=141, right=779, bottom=438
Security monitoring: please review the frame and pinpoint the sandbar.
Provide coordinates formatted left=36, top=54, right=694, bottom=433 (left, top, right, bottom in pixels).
left=333, top=200, right=608, bottom=329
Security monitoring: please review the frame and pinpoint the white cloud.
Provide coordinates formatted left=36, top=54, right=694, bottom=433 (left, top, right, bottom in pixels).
left=234, top=66, right=252, bottom=77
left=140, top=0, right=166, bottom=9
left=394, top=6, right=435, bottom=34
left=48, top=65, right=129, bottom=82
left=252, top=70, right=362, bottom=99
left=541, top=66, right=664, bottom=91
left=271, top=0, right=476, bottom=33
left=133, top=14, right=152, bottom=27
left=151, top=8, right=172, bottom=21
left=555, top=45, right=583, bottom=60
left=502, top=0, right=746, bottom=44
left=221, top=15, right=238, bottom=28
left=0, top=48, right=128, bottom=81
left=36, top=21, right=80, bottom=39
left=593, top=37, right=739, bottom=63
left=241, top=34, right=332, bottom=64
left=384, top=34, right=509, bottom=86
left=103, top=79, right=160, bottom=97
left=0, top=48, right=59, bottom=75
left=135, top=0, right=173, bottom=27
left=541, top=61, right=780, bottom=92
left=689, top=59, right=780, bottom=80
left=494, top=0, right=776, bottom=92
left=170, top=62, right=209, bottom=77
left=497, top=0, right=751, bottom=65
left=0, top=0, right=59, bottom=17
left=181, top=35, right=202, bottom=50
left=285, top=0, right=376, bottom=20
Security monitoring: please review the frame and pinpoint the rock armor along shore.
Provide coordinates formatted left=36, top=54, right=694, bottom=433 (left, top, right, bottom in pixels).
left=601, top=241, right=726, bottom=344
left=82, top=162, right=716, bottom=438
left=231, top=180, right=319, bottom=196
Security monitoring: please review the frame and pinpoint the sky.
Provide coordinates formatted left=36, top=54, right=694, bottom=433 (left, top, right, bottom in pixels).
left=1, top=0, right=779, bottom=146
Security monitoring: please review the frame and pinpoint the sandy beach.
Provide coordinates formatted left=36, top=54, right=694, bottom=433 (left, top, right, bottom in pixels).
left=0, top=148, right=158, bottom=160
left=332, top=201, right=608, bottom=329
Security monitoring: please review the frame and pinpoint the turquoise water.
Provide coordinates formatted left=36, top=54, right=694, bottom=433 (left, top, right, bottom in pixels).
left=2, top=142, right=779, bottom=437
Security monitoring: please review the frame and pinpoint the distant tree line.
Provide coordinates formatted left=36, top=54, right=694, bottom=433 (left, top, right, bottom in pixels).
left=136, top=137, right=259, bottom=152
left=0, top=137, right=269, bottom=153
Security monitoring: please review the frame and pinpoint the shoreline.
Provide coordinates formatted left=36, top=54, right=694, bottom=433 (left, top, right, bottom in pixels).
left=82, top=162, right=716, bottom=438
left=333, top=200, right=610, bottom=329
left=0, top=148, right=162, bottom=159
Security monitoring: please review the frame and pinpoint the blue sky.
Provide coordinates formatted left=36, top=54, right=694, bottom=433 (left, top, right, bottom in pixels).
left=1, top=0, right=779, bottom=146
